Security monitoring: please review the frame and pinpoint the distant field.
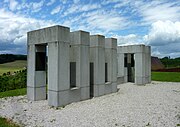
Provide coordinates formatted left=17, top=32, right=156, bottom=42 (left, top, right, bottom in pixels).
left=151, top=72, right=180, bottom=82
left=0, top=60, right=27, bottom=75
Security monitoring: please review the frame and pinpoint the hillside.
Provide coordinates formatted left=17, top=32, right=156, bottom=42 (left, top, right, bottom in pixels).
left=0, top=60, right=27, bottom=75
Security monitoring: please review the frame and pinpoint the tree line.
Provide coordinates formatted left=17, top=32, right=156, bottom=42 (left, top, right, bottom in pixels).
left=160, top=57, right=180, bottom=68
left=0, top=54, right=27, bottom=64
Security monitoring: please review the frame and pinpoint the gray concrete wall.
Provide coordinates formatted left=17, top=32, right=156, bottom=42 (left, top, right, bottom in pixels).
left=105, top=38, right=117, bottom=93
left=90, top=35, right=105, bottom=97
left=117, top=45, right=151, bottom=85
left=70, top=30, right=90, bottom=101
left=27, top=25, right=119, bottom=107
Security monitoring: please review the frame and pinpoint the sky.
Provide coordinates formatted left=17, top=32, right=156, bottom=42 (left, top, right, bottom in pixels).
left=0, top=0, right=180, bottom=58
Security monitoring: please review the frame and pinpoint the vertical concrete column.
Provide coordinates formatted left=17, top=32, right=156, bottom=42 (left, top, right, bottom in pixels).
left=117, top=46, right=124, bottom=84
left=145, top=46, right=148, bottom=83
left=117, top=53, right=124, bottom=83
left=90, top=35, right=105, bottom=97
left=144, top=46, right=151, bottom=83
left=70, top=31, right=90, bottom=100
left=135, top=47, right=146, bottom=85
left=27, top=45, right=46, bottom=100
left=147, top=46, right=151, bottom=83
left=48, top=26, right=70, bottom=107
left=105, top=38, right=117, bottom=93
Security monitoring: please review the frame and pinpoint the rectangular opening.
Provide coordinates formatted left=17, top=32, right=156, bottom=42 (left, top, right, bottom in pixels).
left=124, top=53, right=127, bottom=67
left=127, top=54, right=135, bottom=83
left=131, top=54, right=135, bottom=67
left=105, top=63, right=108, bottom=82
left=35, top=52, right=46, bottom=71
left=70, top=62, right=76, bottom=88
left=90, top=63, right=94, bottom=98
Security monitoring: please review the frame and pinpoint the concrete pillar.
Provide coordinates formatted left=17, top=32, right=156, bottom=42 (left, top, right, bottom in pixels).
left=90, top=35, right=105, bottom=97
left=27, top=45, right=46, bottom=100
left=70, top=30, right=90, bottom=100
left=105, top=38, right=117, bottom=93
left=117, top=51, right=124, bottom=84
left=135, top=52, right=146, bottom=85
left=147, top=46, right=151, bottom=83
left=48, top=26, right=70, bottom=107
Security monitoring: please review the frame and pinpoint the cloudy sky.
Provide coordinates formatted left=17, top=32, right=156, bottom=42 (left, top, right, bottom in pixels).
left=0, top=0, right=180, bottom=58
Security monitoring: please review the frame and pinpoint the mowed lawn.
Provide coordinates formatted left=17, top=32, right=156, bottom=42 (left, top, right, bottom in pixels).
left=151, top=72, right=180, bottom=82
left=0, top=60, right=27, bottom=75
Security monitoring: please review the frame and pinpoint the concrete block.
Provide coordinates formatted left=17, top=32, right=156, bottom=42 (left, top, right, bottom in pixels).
left=69, top=88, right=81, bottom=103
left=117, top=45, right=146, bottom=53
left=48, top=90, right=69, bottom=107
left=48, top=42, right=70, bottom=91
left=93, top=84, right=99, bottom=97
left=117, top=53, right=124, bottom=77
left=90, top=35, right=105, bottom=48
left=28, top=25, right=70, bottom=45
left=70, top=30, right=90, bottom=46
left=80, top=46, right=90, bottom=87
left=27, top=45, right=35, bottom=87
left=105, top=83, right=112, bottom=94
left=117, top=77, right=124, bottom=84
left=27, top=86, right=46, bottom=101
left=81, top=87, right=90, bottom=100
left=35, top=71, right=46, bottom=87
left=105, top=38, right=117, bottom=49
left=98, top=84, right=105, bottom=96
left=111, top=82, right=117, bottom=93
left=135, top=76, right=146, bottom=85
left=48, top=90, right=59, bottom=107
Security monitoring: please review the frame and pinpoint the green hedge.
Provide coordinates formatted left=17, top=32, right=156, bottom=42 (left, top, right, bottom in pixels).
left=0, top=69, right=27, bottom=92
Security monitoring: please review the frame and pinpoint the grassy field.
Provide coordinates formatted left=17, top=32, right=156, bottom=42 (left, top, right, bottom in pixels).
left=151, top=72, right=180, bottom=82
left=0, top=88, right=26, bottom=98
left=0, top=117, right=20, bottom=127
left=0, top=60, right=27, bottom=75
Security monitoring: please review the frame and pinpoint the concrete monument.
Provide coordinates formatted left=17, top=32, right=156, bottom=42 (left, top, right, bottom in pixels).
left=27, top=25, right=118, bottom=107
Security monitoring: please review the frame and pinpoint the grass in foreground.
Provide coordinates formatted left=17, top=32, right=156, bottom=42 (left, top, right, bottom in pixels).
left=152, top=72, right=180, bottom=82
left=0, top=60, right=27, bottom=75
left=0, top=88, right=26, bottom=98
left=0, top=117, right=20, bottom=127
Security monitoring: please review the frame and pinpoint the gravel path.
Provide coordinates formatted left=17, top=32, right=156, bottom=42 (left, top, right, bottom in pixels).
left=0, top=81, right=180, bottom=127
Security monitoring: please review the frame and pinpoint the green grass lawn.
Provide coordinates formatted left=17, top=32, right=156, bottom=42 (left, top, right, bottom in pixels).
left=0, top=117, right=20, bottom=127
left=0, top=60, right=27, bottom=75
left=151, top=72, right=180, bottom=82
left=0, top=88, right=26, bottom=98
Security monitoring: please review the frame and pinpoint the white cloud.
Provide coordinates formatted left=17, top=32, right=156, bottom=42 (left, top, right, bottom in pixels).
left=51, top=5, right=61, bottom=15
left=0, top=9, right=54, bottom=54
left=85, top=10, right=129, bottom=32
left=47, top=0, right=55, bottom=6
left=114, top=34, right=143, bottom=45
left=146, top=20, right=180, bottom=46
left=63, top=3, right=101, bottom=16
left=114, top=20, right=180, bottom=58
left=32, top=0, right=44, bottom=12
left=134, top=1, right=180, bottom=25
left=145, top=20, right=180, bottom=58
left=9, top=0, right=18, bottom=11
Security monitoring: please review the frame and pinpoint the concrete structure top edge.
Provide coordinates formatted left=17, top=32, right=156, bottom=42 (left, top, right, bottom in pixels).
left=71, top=30, right=90, bottom=34
left=27, top=25, right=70, bottom=33
left=105, top=38, right=117, bottom=40
left=90, top=34, right=105, bottom=37
left=118, top=44, right=146, bottom=47
left=28, top=41, right=70, bottom=45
